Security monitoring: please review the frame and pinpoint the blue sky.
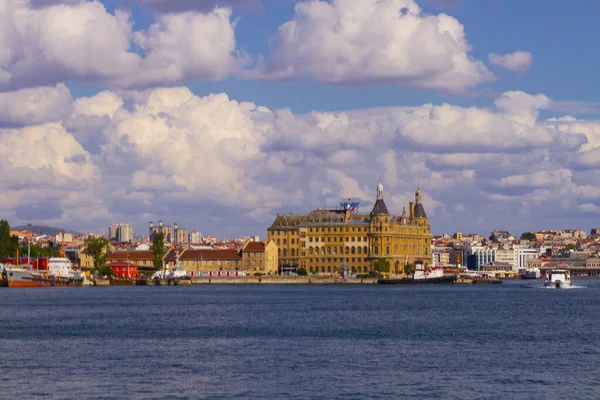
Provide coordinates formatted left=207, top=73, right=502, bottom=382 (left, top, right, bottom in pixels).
left=2, top=0, right=600, bottom=238
left=67, top=0, right=600, bottom=115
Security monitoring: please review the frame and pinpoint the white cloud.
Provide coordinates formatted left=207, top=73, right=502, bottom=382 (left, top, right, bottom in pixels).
left=259, top=0, right=493, bottom=94
left=4, top=84, right=600, bottom=236
left=0, top=83, right=73, bottom=126
left=488, top=51, right=532, bottom=72
left=0, top=1, right=239, bottom=90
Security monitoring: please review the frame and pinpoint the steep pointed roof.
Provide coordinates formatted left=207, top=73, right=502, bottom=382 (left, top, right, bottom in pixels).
left=371, top=180, right=389, bottom=216
left=414, top=203, right=427, bottom=218
left=371, top=199, right=389, bottom=216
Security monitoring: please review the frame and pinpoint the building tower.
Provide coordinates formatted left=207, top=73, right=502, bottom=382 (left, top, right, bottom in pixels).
left=369, top=181, right=390, bottom=259
left=413, top=187, right=428, bottom=227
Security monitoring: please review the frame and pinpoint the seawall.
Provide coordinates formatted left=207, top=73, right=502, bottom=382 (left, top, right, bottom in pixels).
left=190, top=276, right=378, bottom=285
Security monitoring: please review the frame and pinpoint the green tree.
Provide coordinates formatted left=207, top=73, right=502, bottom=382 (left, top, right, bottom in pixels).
left=563, top=243, right=575, bottom=251
left=84, top=236, right=110, bottom=274
left=0, top=220, right=18, bottom=258
left=17, top=244, right=60, bottom=258
left=520, top=232, right=537, bottom=242
left=150, top=232, right=165, bottom=271
left=297, top=267, right=308, bottom=276
left=373, top=258, right=391, bottom=274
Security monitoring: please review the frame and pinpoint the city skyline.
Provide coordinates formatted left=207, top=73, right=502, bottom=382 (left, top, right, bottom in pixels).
left=1, top=0, right=600, bottom=237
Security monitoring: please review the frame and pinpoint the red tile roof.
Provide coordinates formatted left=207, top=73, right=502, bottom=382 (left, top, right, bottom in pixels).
left=244, top=242, right=265, bottom=252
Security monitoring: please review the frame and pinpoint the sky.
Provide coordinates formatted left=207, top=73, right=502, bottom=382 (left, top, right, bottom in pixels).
left=2, top=0, right=600, bottom=239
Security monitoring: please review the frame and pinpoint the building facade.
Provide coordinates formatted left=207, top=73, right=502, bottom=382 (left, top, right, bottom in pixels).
left=267, top=182, right=432, bottom=275
left=173, top=223, right=188, bottom=246
left=149, top=221, right=173, bottom=243
left=109, top=224, right=133, bottom=243
left=189, top=231, right=202, bottom=244
left=160, top=240, right=278, bottom=274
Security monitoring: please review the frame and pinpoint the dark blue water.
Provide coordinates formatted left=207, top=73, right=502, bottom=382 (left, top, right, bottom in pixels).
left=1, top=281, right=600, bottom=399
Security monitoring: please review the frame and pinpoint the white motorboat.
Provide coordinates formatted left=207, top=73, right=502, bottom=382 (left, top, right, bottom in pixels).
left=544, top=269, right=572, bottom=289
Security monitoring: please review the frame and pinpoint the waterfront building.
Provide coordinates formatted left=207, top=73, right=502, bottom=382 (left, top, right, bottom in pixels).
left=159, top=240, right=278, bottom=274
left=241, top=240, right=278, bottom=274
left=109, top=224, right=133, bottom=243
left=464, top=246, right=495, bottom=270
left=267, top=182, right=431, bottom=275
left=105, top=250, right=158, bottom=269
left=107, top=262, right=138, bottom=278
left=480, top=261, right=515, bottom=278
left=495, top=249, right=516, bottom=271
left=514, top=247, right=540, bottom=269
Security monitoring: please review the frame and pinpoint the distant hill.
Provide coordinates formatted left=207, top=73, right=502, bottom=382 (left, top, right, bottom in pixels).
left=13, top=225, right=82, bottom=236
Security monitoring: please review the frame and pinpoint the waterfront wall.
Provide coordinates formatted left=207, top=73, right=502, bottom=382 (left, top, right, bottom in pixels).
left=190, top=276, right=378, bottom=285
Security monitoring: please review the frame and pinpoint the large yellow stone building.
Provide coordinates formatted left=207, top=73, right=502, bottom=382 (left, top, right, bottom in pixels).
left=268, top=182, right=432, bottom=274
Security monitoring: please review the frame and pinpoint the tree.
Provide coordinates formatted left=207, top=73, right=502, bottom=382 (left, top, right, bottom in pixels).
left=84, top=236, right=109, bottom=274
left=404, top=262, right=416, bottom=276
left=0, top=220, right=18, bottom=258
left=520, top=232, right=537, bottom=242
left=297, top=267, right=308, bottom=276
left=17, top=244, right=59, bottom=258
left=373, top=258, right=391, bottom=274
left=150, top=232, right=165, bottom=271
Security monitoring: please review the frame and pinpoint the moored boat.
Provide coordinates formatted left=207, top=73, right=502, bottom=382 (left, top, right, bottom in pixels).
left=519, top=267, right=541, bottom=279
left=1, top=258, right=83, bottom=288
left=378, top=263, right=456, bottom=284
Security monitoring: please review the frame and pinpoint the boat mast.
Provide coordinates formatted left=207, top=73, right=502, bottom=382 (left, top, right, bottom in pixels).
left=27, top=223, right=31, bottom=263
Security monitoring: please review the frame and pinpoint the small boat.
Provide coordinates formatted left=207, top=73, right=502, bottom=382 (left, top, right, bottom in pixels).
left=378, top=262, right=456, bottom=284
left=544, top=269, right=571, bottom=289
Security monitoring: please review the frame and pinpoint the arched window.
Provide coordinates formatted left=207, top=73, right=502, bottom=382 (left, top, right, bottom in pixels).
left=278, top=249, right=281, bottom=257
left=327, top=247, right=331, bottom=255
left=351, top=247, right=356, bottom=254
left=291, top=249, right=295, bottom=257
left=386, top=246, right=390, bottom=255
left=345, top=247, right=349, bottom=254
left=339, top=246, right=343, bottom=254
left=357, top=246, right=361, bottom=255
left=321, top=266, right=325, bottom=273
left=327, top=266, right=331, bottom=273
left=375, top=246, right=379, bottom=255
left=283, top=248, right=287, bottom=256
left=364, top=246, right=368, bottom=254
left=309, top=247, right=313, bottom=255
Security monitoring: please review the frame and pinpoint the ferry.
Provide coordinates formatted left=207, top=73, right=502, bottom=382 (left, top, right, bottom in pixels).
left=544, top=269, right=572, bottom=289
left=378, top=262, right=456, bottom=284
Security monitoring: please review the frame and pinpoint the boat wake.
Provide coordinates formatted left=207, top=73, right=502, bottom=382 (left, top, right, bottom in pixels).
left=534, top=285, right=586, bottom=290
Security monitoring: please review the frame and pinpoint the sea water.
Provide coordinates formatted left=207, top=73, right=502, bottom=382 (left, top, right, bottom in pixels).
left=1, top=280, right=600, bottom=399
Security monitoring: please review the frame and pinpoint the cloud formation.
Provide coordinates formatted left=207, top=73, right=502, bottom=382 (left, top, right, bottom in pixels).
left=3, top=84, right=600, bottom=236
left=488, top=51, right=533, bottom=72
left=260, top=0, right=493, bottom=94
left=0, top=0, right=239, bottom=91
